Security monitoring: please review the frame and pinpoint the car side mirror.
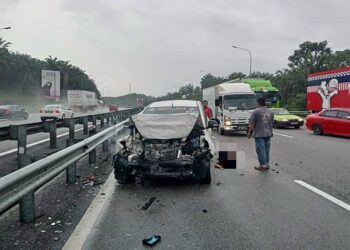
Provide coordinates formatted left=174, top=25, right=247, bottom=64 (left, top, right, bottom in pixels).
left=215, top=99, right=219, bottom=107
left=207, top=120, right=218, bottom=129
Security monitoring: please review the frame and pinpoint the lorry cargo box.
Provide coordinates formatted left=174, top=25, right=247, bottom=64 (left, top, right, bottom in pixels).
left=307, top=67, right=350, bottom=112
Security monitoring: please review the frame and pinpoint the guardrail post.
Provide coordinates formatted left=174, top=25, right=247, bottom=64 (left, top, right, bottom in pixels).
left=111, top=115, right=118, bottom=144
left=66, top=119, right=76, bottom=183
left=19, top=191, right=35, bottom=223
left=100, top=115, right=105, bottom=128
left=89, top=149, right=96, bottom=165
left=82, top=117, right=89, bottom=136
left=17, top=125, right=28, bottom=169
left=15, top=125, right=36, bottom=223
left=49, top=121, right=57, bottom=148
left=91, top=116, right=97, bottom=135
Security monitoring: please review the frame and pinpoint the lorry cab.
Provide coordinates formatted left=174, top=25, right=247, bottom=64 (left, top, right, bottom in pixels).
left=203, top=82, right=257, bottom=134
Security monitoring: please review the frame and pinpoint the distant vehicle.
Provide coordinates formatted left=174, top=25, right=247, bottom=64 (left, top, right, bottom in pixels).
left=306, top=108, right=350, bottom=137
left=40, top=105, right=74, bottom=121
left=270, top=108, right=304, bottom=129
left=109, top=104, right=118, bottom=112
left=307, top=67, right=350, bottom=113
left=0, top=105, right=29, bottom=120
left=231, top=78, right=280, bottom=107
left=113, top=100, right=216, bottom=184
left=67, top=90, right=98, bottom=112
left=203, top=82, right=257, bottom=134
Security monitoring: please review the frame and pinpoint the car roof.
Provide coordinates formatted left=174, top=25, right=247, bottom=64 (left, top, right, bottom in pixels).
left=324, top=108, right=350, bottom=112
left=147, top=100, right=199, bottom=108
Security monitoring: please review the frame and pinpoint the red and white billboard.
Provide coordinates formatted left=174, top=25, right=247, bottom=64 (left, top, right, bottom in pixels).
left=307, top=67, right=350, bottom=112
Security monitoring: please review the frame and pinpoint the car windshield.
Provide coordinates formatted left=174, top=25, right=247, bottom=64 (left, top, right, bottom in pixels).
left=224, top=94, right=256, bottom=110
left=44, top=105, right=60, bottom=110
left=256, top=92, right=279, bottom=104
left=272, top=109, right=290, bottom=115
left=143, top=106, right=199, bottom=114
left=0, top=105, right=11, bottom=109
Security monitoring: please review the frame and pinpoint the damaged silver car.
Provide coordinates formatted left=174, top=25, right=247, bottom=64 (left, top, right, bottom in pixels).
left=113, top=100, right=216, bottom=184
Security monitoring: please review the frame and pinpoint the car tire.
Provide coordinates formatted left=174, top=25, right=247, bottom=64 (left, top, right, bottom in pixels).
left=313, top=124, right=323, bottom=135
left=294, top=125, right=301, bottom=129
left=194, top=159, right=211, bottom=184
left=273, top=122, right=278, bottom=129
left=114, top=155, right=135, bottom=184
left=41, top=117, right=45, bottom=122
left=219, top=127, right=225, bottom=135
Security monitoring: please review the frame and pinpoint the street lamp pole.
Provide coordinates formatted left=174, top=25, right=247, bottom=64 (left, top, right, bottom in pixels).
left=232, top=45, right=252, bottom=75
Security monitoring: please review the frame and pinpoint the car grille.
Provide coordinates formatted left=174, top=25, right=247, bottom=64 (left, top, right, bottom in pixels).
left=232, top=118, right=249, bottom=124
left=144, top=143, right=179, bottom=161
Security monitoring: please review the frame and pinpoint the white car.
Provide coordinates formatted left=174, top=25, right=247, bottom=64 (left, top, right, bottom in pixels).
left=113, top=100, right=217, bottom=184
left=40, top=105, right=74, bottom=121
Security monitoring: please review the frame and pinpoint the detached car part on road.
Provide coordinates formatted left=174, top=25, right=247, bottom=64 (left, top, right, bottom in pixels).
left=271, top=108, right=304, bottom=129
left=113, top=100, right=216, bottom=184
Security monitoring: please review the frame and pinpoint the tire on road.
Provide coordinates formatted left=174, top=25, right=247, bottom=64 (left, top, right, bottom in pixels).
left=219, top=127, right=225, bottom=135
left=313, top=124, right=323, bottom=135
left=294, top=125, right=301, bottom=129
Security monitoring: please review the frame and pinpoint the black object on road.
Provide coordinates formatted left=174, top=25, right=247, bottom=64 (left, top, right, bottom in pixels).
left=142, top=235, right=161, bottom=246
left=141, top=197, right=157, bottom=210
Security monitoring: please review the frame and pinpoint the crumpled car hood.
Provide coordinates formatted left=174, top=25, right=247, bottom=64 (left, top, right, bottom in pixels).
left=132, top=113, right=200, bottom=140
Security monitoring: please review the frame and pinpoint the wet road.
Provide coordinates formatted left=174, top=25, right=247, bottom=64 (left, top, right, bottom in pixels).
left=66, top=127, right=350, bottom=249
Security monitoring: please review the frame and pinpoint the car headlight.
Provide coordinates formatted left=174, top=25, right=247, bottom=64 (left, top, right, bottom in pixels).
left=282, top=119, right=288, bottom=122
left=225, top=121, right=231, bottom=126
left=298, top=118, right=303, bottom=122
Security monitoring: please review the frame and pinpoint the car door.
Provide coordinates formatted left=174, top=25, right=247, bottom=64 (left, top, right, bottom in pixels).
left=320, top=110, right=338, bottom=134
left=336, top=111, right=350, bottom=136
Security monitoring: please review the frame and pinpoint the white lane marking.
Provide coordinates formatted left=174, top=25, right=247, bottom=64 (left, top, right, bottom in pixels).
left=274, top=132, right=294, bottom=139
left=294, top=180, right=350, bottom=212
left=63, top=172, right=116, bottom=250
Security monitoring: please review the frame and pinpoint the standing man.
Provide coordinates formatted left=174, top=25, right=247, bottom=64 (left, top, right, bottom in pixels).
left=247, top=97, right=274, bottom=171
left=203, top=100, right=213, bottom=120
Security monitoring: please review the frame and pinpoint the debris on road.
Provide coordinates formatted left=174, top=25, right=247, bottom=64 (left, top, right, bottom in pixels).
left=142, top=235, right=161, bottom=246
left=276, top=171, right=279, bottom=174
left=141, top=197, right=157, bottom=210
left=52, top=237, right=60, bottom=241
left=275, top=163, right=279, bottom=166
left=202, top=209, right=208, bottom=213
left=216, top=181, right=222, bottom=186
left=240, top=173, right=245, bottom=176
left=54, top=230, right=62, bottom=234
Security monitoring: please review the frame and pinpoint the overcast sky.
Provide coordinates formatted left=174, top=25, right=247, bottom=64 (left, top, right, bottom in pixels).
left=1, top=0, right=350, bottom=96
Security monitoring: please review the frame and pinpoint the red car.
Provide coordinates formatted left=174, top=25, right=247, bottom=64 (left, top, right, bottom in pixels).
left=306, top=108, right=350, bottom=137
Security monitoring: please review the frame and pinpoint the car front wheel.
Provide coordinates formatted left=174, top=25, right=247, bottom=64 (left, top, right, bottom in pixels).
left=313, top=124, right=323, bottom=135
left=194, top=159, right=211, bottom=184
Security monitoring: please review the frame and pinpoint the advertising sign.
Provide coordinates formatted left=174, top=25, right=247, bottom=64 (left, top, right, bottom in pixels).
left=41, top=70, right=60, bottom=100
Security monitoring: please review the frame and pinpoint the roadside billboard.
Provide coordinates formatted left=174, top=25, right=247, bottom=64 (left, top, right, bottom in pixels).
left=41, top=70, right=60, bottom=100
left=137, top=98, right=144, bottom=107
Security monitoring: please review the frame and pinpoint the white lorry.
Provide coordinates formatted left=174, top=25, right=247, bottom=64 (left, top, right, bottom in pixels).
left=67, top=90, right=98, bottom=112
left=202, top=81, right=257, bottom=134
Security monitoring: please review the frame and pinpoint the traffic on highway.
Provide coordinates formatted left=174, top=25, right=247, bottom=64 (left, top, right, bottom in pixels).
left=1, top=1, right=350, bottom=250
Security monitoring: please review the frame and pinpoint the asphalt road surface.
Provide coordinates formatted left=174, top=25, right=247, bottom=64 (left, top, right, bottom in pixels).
left=62, top=126, right=350, bottom=250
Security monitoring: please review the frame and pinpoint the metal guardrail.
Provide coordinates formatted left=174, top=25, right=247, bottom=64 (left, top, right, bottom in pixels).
left=0, top=108, right=141, bottom=223
left=0, top=109, right=137, bottom=141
